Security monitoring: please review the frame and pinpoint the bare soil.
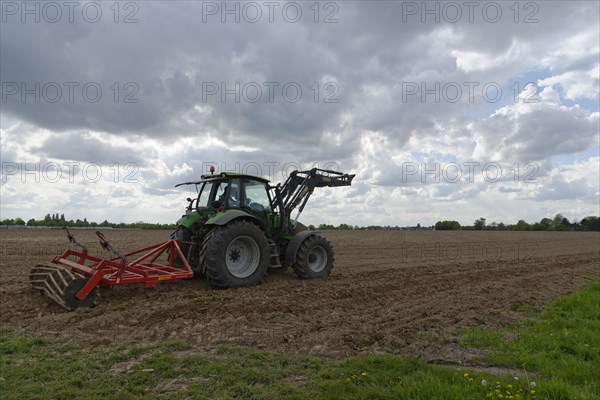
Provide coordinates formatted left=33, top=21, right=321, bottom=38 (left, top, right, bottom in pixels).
left=1, top=229, right=598, bottom=362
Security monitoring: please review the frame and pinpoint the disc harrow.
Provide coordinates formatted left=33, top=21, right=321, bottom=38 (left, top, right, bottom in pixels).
left=29, top=227, right=193, bottom=310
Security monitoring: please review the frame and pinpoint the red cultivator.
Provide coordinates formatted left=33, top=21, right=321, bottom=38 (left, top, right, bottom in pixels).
left=29, top=228, right=193, bottom=310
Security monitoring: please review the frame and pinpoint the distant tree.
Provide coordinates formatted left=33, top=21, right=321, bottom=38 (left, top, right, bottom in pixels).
left=540, top=218, right=553, bottom=230
left=318, top=223, right=335, bottom=230
left=497, top=222, right=505, bottom=230
left=551, top=213, right=565, bottom=230
left=417, top=223, right=421, bottom=228
left=14, top=217, right=25, bottom=226
left=435, top=220, right=462, bottom=230
left=27, top=218, right=36, bottom=226
left=581, top=216, right=600, bottom=231
left=337, top=223, right=353, bottom=230
left=513, top=220, right=531, bottom=231
left=554, top=214, right=571, bottom=231
left=474, top=217, right=486, bottom=230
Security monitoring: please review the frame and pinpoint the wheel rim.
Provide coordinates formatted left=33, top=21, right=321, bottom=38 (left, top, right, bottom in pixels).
left=225, top=236, right=260, bottom=278
left=308, top=245, right=328, bottom=272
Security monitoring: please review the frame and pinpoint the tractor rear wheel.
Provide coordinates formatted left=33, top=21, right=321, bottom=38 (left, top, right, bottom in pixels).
left=292, top=235, right=334, bottom=279
left=200, top=220, right=269, bottom=288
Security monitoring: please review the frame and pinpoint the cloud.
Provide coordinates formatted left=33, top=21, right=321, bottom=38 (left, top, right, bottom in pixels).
left=470, top=87, right=599, bottom=162
left=538, top=64, right=600, bottom=100
left=31, top=132, right=150, bottom=165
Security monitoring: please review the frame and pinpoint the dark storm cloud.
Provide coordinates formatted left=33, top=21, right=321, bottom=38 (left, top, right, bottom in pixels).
left=32, top=132, right=149, bottom=165
left=2, top=0, right=596, bottom=153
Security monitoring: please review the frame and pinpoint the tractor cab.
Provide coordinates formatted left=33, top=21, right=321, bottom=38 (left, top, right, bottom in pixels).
left=176, top=172, right=275, bottom=233
left=195, top=173, right=272, bottom=213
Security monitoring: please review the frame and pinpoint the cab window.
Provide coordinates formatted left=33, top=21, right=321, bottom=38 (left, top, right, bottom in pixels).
left=243, top=180, right=272, bottom=212
left=226, top=179, right=241, bottom=208
left=197, top=180, right=227, bottom=208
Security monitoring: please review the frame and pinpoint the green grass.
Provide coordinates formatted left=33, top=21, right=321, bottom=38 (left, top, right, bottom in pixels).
left=1, top=283, right=598, bottom=399
left=0, top=333, right=490, bottom=400
left=460, top=282, right=600, bottom=399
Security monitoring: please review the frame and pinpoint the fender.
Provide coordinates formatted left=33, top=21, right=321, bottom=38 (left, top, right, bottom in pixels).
left=206, top=209, right=265, bottom=229
left=176, top=212, right=202, bottom=229
left=285, top=230, right=315, bottom=267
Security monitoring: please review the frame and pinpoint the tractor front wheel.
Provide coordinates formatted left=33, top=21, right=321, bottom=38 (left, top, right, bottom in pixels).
left=292, top=235, right=334, bottom=279
left=200, top=220, right=269, bottom=288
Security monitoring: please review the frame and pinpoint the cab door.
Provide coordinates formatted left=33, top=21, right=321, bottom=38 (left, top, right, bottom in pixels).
left=241, top=179, right=273, bottom=229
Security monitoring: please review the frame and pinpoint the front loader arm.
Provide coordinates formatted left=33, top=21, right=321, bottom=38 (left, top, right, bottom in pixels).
left=277, top=168, right=355, bottom=228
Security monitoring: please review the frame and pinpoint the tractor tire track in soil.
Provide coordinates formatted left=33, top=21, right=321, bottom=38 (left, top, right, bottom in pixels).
left=1, top=230, right=598, bottom=362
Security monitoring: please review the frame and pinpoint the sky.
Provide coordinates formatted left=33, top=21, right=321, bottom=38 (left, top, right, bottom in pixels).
left=1, top=0, right=599, bottom=227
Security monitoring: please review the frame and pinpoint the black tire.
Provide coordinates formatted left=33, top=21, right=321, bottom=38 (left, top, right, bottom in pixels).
left=171, top=226, right=207, bottom=278
left=292, top=235, right=334, bottom=279
left=63, top=278, right=97, bottom=310
left=200, top=220, right=269, bottom=288
left=169, top=226, right=190, bottom=268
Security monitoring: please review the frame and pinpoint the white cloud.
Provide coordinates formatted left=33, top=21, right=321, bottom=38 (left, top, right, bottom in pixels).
left=538, top=64, right=600, bottom=100
left=470, top=87, right=599, bottom=162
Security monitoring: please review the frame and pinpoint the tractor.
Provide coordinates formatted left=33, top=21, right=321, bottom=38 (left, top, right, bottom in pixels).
left=29, top=168, right=354, bottom=310
left=171, top=167, right=355, bottom=287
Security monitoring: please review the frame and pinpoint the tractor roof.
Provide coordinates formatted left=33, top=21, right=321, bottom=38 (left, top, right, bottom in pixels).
left=175, top=172, right=270, bottom=187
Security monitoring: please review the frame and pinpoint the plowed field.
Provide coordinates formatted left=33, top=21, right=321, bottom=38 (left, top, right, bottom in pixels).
left=1, top=229, right=598, bottom=362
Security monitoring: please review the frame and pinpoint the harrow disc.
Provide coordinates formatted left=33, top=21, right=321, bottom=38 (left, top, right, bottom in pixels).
left=29, top=263, right=97, bottom=310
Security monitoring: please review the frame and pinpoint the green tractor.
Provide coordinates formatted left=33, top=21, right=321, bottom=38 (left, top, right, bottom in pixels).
left=172, top=168, right=355, bottom=288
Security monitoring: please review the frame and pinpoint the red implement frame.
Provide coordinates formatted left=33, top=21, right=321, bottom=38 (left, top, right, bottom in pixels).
left=51, top=230, right=193, bottom=301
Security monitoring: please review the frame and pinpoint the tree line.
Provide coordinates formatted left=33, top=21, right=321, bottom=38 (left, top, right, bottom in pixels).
left=428, top=214, right=598, bottom=231
left=1, top=213, right=176, bottom=230
left=313, top=214, right=600, bottom=231
left=2, top=213, right=598, bottom=232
